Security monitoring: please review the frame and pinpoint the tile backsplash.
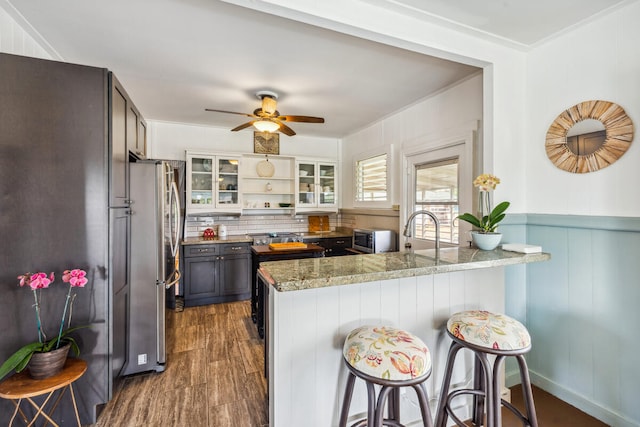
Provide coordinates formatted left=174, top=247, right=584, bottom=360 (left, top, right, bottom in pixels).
left=185, top=214, right=340, bottom=238
left=184, top=209, right=398, bottom=239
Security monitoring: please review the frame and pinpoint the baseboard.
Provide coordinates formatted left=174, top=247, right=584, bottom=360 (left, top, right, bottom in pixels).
left=529, top=371, right=640, bottom=427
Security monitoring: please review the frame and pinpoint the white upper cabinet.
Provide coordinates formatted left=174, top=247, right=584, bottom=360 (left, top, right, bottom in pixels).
left=295, top=160, right=338, bottom=213
left=186, top=151, right=242, bottom=214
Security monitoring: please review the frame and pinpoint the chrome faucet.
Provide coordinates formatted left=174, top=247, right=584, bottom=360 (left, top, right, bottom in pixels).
left=403, top=210, right=440, bottom=252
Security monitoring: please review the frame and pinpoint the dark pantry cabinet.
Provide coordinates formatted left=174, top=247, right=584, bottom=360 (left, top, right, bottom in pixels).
left=0, top=53, right=145, bottom=425
left=183, top=243, right=252, bottom=306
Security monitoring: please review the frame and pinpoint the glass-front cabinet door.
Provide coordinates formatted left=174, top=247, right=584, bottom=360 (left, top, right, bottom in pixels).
left=318, top=163, right=336, bottom=207
left=216, top=157, right=240, bottom=207
left=297, top=162, right=316, bottom=206
left=188, top=155, right=214, bottom=209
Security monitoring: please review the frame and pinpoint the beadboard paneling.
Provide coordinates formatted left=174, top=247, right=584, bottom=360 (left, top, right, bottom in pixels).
left=0, top=4, right=54, bottom=59
left=523, top=215, right=640, bottom=427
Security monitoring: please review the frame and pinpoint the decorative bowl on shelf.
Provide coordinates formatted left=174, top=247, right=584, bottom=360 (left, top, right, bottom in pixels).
left=299, top=170, right=308, bottom=176
left=278, top=203, right=292, bottom=208
left=257, top=159, right=275, bottom=177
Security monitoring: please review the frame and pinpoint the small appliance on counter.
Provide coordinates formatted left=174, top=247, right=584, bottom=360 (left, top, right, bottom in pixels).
left=353, top=229, right=397, bottom=253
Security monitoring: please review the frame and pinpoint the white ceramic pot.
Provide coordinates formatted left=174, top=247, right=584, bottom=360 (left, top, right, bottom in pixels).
left=218, top=224, right=227, bottom=237
left=471, top=231, right=502, bottom=250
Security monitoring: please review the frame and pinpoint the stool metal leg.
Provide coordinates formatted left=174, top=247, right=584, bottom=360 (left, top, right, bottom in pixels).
left=366, top=381, right=377, bottom=427
left=434, top=341, right=463, bottom=427
left=516, top=355, right=538, bottom=427
left=387, top=387, right=401, bottom=422
left=374, top=386, right=393, bottom=427
left=475, top=352, right=494, bottom=427
left=411, top=383, right=434, bottom=427
left=472, top=355, right=485, bottom=426
left=339, top=372, right=357, bottom=427
left=491, top=356, right=506, bottom=427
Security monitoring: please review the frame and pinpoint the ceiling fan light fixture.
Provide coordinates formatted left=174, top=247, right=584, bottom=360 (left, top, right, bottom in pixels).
left=254, top=120, right=279, bottom=133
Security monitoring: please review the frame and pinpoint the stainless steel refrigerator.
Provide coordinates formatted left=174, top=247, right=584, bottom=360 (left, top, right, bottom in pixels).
left=122, top=160, right=181, bottom=375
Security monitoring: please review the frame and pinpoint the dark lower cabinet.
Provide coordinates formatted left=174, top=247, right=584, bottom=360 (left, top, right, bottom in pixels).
left=220, top=253, right=251, bottom=296
left=183, top=243, right=251, bottom=306
left=185, top=256, right=219, bottom=300
left=303, top=236, right=353, bottom=256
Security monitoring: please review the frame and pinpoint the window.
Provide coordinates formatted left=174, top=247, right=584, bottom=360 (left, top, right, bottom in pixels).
left=413, top=158, right=459, bottom=244
left=355, top=153, right=388, bottom=202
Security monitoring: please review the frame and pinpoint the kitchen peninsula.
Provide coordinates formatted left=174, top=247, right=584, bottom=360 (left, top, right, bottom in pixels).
left=258, top=248, right=550, bottom=426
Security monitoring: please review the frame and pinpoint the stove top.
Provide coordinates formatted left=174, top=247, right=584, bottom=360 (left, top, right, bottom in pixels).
left=248, top=232, right=302, bottom=245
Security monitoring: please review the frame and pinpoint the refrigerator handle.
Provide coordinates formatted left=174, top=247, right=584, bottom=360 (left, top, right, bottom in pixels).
left=164, top=269, right=181, bottom=289
left=169, top=180, right=181, bottom=258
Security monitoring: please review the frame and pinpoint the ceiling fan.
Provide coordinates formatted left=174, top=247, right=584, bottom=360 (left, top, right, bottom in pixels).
left=205, top=90, right=324, bottom=136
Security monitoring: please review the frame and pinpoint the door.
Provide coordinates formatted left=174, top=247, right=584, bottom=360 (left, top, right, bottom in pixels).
left=216, top=157, right=240, bottom=208
left=219, top=254, right=251, bottom=296
left=184, top=256, right=219, bottom=299
left=297, top=161, right=316, bottom=206
left=110, top=207, right=130, bottom=379
left=187, top=154, right=215, bottom=209
left=317, top=163, right=337, bottom=208
left=110, top=81, right=128, bottom=207
left=404, top=141, right=472, bottom=250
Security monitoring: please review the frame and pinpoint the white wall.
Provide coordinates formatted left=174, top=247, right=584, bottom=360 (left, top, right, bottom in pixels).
left=148, top=120, right=340, bottom=161
left=341, top=74, right=483, bottom=210
left=526, top=2, right=640, bottom=217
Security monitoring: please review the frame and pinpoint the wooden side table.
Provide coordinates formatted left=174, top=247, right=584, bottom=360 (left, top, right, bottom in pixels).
left=0, top=358, right=87, bottom=427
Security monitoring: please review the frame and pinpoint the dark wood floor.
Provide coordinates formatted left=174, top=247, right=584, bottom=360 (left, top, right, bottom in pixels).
left=91, top=301, right=608, bottom=427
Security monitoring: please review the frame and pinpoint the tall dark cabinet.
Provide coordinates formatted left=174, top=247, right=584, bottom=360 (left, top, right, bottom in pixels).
left=0, top=53, right=144, bottom=424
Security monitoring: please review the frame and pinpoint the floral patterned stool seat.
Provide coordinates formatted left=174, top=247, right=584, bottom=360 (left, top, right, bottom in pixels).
left=338, top=325, right=433, bottom=427
left=434, top=310, right=538, bottom=427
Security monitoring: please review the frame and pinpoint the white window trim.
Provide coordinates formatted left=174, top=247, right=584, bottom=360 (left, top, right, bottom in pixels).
left=352, top=146, right=393, bottom=208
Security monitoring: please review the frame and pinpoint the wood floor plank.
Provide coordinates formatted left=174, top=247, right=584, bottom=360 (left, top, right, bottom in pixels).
left=209, top=400, right=253, bottom=427
left=206, top=359, right=249, bottom=407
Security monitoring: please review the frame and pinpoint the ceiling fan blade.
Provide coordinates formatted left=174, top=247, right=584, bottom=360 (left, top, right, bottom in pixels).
left=277, top=115, right=325, bottom=123
left=205, top=108, right=256, bottom=118
left=231, top=121, right=255, bottom=132
left=277, top=121, right=296, bottom=136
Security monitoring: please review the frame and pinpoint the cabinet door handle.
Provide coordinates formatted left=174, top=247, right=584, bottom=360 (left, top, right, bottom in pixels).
left=219, top=256, right=224, bottom=260
left=230, top=246, right=242, bottom=251
left=336, top=240, right=345, bottom=244
left=197, top=248, right=210, bottom=253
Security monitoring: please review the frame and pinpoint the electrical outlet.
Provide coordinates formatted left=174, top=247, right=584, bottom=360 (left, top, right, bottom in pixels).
left=138, top=353, right=147, bottom=365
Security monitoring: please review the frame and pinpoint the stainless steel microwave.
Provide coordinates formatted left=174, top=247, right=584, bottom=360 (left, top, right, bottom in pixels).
left=353, top=229, right=397, bottom=253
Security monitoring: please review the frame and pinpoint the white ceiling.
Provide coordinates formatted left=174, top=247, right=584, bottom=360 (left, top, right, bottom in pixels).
left=5, top=0, right=632, bottom=138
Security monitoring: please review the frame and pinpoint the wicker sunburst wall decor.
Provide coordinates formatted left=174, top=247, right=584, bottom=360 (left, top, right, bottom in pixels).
left=545, top=100, right=634, bottom=173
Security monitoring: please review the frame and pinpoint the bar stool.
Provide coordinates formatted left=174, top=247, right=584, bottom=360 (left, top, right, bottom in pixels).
left=339, top=325, right=434, bottom=427
left=434, top=310, right=538, bottom=427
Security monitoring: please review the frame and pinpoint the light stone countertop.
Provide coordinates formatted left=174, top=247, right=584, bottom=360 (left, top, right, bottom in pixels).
left=259, top=247, right=551, bottom=292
